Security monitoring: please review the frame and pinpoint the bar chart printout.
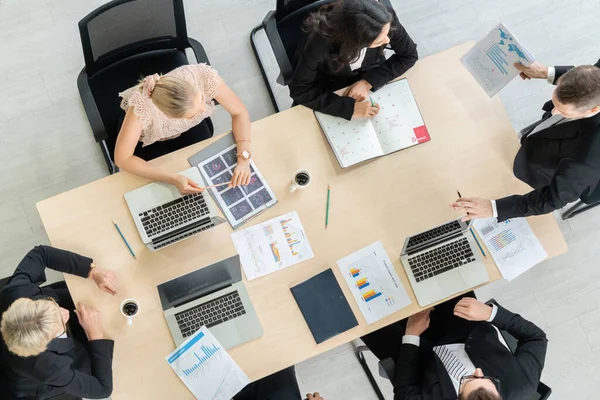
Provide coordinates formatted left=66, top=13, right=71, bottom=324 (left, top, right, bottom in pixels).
left=166, top=326, right=249, bottom=400
left=231, top=211, right=314, bottom=280
left=337, top=241, right=411, bottom=324
left=461, top=23, right=535, bottom=97
left=473, top=218, right=547, bottom=281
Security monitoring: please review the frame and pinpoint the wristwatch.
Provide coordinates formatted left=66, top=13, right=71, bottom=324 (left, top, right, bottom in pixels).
left=237, top=149, right=251, bottom=160
left=88, top=262, right=97, bottom=278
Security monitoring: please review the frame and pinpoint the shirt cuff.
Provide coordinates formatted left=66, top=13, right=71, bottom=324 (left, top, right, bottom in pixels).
left=402, top=335, right=420, bottom=347
left=491, top=200, right=498, bottom=219
left=486, top=304, right=498, bottom=322
left=547, top=67, right=556, bottom=84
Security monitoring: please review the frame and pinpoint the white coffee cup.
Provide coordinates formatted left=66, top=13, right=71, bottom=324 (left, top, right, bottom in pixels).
left=290, top=169, right=311, bottom=193
left=120, top=298, right=140, bottom=326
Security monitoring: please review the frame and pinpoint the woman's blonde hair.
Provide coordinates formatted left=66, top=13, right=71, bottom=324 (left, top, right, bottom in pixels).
left=140, top=74, right=199, bottom=118
left=1, top=298, right=62, bottom=357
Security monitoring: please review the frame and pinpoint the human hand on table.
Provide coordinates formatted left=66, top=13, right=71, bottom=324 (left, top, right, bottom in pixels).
left=307, top=392, right=324, bottom=400
left=454, top=297, right=493, bottom=321
left=231, top=159, right=251, bottom=187
left=171, top=174, right=204, bottom=194
left=449, top=197, right=493, bottom=221
left=405, top=308, right=433, bottom=336
left=89, top=265, right=117, bottom=295
left=353, top=101, right=380, bottom=119
left=344, top=79, right=373, bottom=102
left=75, top=302, right=105, bottom=341
left=514, top=61, right=548, bottom=80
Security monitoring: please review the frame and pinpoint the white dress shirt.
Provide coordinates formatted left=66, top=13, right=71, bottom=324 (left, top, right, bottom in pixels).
left=349, top=48, right=368, bottom=71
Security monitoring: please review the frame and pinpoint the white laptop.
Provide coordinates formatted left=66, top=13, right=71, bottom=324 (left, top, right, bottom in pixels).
left=124, top=167, right=224, bottom=251
left=400, top=218, right=489, bottom=306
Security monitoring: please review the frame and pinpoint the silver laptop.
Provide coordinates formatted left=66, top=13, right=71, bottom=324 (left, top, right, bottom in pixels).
left=400, top=218, right=489, bottom=307
left=157, top=255, right=263, bottom=349
left=124, top=167, right=224, bottom=251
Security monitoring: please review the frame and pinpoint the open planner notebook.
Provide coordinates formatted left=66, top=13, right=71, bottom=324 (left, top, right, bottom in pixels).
left=315, top=79, right=430, bottom=168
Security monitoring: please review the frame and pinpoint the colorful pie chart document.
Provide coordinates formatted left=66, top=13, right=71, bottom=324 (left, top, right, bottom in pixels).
left=337, top=241, right=411, bottom=324
left=461, top=23, right=535, bottom=97
left=231, top=211, right=314, bottom=281
left=166, top=326, right=249, bottom=400
left=472, top=218, right=547, bottom=281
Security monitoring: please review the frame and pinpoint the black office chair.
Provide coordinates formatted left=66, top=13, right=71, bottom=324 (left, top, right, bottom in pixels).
left=355, top=299, right=552, bottom=400
left=561, top=184, right=600, bottom=220
left=77, top=0, right=213, bottom=174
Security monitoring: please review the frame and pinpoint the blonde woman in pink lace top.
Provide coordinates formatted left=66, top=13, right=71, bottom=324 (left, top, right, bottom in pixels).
left=115, top=63, right=252, bottom=194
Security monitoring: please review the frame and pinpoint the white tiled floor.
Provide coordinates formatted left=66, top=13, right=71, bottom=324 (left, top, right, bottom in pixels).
left=1, top=0, right=599, bottom=398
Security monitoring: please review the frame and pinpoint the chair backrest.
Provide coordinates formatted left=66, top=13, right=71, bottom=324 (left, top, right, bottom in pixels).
left=78, top=0, right=189, bottom=75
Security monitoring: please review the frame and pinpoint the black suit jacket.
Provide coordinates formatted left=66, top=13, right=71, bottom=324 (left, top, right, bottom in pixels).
left=495, top=59, right=600, bottom=221
left=289, top=6, right=418, bottom=120
left=393, top=305, right=547, bottom=400
left=0, top=246, right=114, bottom=400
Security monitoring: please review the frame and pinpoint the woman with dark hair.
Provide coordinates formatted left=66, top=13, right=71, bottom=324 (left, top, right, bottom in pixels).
left=289, top=0, right=418, bottom=120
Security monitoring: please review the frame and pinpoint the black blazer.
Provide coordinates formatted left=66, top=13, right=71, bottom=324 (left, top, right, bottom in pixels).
left=0, top=246, right=114, bottom=400
left=392, top=305, right=547, bottom=400
left=495, top=58, right=600, bottom=221
left=289, top=6, right=418, bottom=120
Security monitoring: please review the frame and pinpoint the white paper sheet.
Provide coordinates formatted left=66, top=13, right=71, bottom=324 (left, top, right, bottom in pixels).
left=231, top=211, right=314, bottom=280
left=336, top=241, right=411, bottom=324
left=166, top=326, right=249, bottom=400
left=461, top=23, right=535, bottom=97
left=473, top=218, right=547, bottom=281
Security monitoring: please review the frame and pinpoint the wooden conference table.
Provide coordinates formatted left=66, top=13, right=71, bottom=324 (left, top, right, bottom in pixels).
left=37, top=42, right=567, bottom=399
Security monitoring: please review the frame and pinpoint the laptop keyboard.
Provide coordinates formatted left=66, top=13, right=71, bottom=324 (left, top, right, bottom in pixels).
left=175, top=291, right=246, bottom=339
left=407, top=237, right=475, bottom=282
left=407, top=220, right=462, bottom=248
left=138, top=193, right=209, bottom=237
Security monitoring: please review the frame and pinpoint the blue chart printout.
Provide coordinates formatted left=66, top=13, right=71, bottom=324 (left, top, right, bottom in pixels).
left=461, top=23, right=535, bottom=97
left=166, top=326, right=250, bottom=400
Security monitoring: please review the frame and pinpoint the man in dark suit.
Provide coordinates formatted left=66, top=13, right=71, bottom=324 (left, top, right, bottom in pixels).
left=361, top=293, right=547, bottom=400
left=450, top=60, right=600, bottom=222
left=0, top=246, right=117, bottom=400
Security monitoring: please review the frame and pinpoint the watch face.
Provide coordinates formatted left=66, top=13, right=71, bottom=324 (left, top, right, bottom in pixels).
left=242, top=150, right=250, bottom=159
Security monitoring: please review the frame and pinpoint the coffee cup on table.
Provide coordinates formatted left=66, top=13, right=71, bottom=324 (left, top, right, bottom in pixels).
left=120, top=298, right=140, bottom=326
left=290, top=170, right=311, bottom=193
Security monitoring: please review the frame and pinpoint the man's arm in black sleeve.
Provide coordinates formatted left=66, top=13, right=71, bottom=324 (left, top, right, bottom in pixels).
left=491, top=305, right=547, bottom=386
left=392, top=344, right=423, bottom=400
left=554, top=58, right=600, bottom=82
left=361, top=10, right=418, bottom=91
left=288, top=37, right=356, bottom=120
left=8, top=246, right=92, bottom=288
left=495, top=160, right=594, bottom=221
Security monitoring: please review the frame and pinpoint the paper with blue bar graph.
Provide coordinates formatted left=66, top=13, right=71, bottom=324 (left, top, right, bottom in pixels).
left=166, top=326, right=249, bottom=400
left=461, top=23, right=535, bottom=97
left=337, top=241, right=411, bottom=324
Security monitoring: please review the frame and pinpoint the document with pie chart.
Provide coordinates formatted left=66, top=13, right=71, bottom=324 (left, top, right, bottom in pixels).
left=231, top=211, right=314, bottom=280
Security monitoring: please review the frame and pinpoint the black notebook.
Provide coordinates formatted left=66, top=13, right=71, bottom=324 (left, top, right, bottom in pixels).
left=290, top=268, right=358, bottom=344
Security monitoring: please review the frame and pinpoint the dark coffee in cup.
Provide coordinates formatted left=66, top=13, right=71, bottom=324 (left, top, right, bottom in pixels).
left=122, top=301, right=138, bottom=316
left=295, top=172, right=310, bottom=186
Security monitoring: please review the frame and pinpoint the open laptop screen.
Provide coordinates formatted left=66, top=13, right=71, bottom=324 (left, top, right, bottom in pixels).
left=157, top=255, right=242, bottom=310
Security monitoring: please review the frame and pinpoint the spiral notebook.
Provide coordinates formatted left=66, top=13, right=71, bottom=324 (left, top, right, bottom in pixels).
left=315, top=79, right=430, bottom=168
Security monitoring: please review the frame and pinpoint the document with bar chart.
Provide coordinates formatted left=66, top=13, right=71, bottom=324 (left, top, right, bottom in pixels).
left=473, top=218, right=547, bottom=281
left=166, top=326, right=249, bottom=400
left=337, top=241, right=411, bottom=324
left=231, top=211, right=314, bottom=280
left=461, top=23, right=535, bottom=97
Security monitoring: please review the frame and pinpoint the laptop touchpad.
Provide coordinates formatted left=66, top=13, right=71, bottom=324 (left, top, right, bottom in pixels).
left=436, top=270, right=466, bottom=297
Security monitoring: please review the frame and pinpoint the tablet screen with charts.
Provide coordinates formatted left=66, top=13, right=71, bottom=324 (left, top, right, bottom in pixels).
left=198, top=144, right=277, bottom=228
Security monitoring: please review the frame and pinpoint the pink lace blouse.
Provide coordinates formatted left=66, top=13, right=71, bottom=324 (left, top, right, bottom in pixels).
left=119, top=63, right=220, bottom=147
